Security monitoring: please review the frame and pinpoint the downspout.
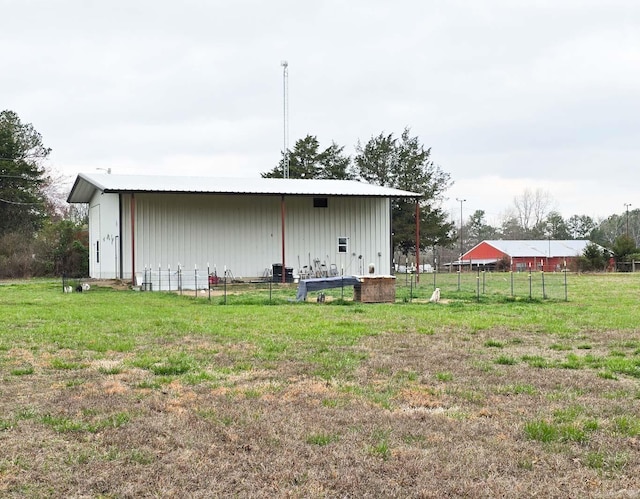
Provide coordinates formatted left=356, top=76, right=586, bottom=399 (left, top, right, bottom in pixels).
left=131, top=193, right=136, bottom=285
left=415, top=198, right=420, bottom=284
left=281, top=195, right=286, bottom=284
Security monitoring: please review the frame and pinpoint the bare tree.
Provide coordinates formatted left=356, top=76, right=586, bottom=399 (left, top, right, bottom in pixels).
left=41, top=166, right=73, bottom=221
left=513, top=188, right=554, bottom=233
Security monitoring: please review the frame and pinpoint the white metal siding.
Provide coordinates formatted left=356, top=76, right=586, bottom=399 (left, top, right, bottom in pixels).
left=118, top=193, right=392, bottom=280
left=89, top=192, right=120, bottom=279
left=89, top=201, right=100, bottom=278
left=284, top=196, right=390, bottom=276
left=121, top=193, right=281, bottom=279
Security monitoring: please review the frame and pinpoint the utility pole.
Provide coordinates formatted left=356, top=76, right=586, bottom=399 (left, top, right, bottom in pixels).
left=624, top=203, right=632, bottom=236
left=281, top=61, right=289, bottom=179
left=456, top=198, right=466, bottom=264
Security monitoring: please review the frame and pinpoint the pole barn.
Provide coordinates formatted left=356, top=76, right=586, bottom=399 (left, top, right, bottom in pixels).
left=67, top=174, right=419, bottom=286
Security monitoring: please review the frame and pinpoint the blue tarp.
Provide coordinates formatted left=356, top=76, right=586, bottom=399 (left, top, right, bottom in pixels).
left=296, top=276, right=361, bottom=301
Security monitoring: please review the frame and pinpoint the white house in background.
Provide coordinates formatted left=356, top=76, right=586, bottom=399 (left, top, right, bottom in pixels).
left=67, top=174, right=419, bottom=285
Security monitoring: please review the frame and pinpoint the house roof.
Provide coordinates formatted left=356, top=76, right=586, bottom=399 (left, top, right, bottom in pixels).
left=67, top=173, right=421, bottom=203
left=464, top=240, right=594, bottom=259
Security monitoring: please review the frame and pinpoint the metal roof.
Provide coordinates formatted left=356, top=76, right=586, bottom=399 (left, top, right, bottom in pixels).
left=67, top=173, right=421, bottom=203
left=480, top=240, right=595, bottom=258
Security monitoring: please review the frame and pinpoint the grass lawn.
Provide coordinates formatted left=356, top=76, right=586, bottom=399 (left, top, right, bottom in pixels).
left=1, top=274, right=639, bottom=497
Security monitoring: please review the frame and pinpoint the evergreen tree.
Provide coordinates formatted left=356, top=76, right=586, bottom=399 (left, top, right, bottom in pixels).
left=0, top=110, right=51, bottom=235
left=354, top=128, right=454, bottom=254
left=317, top=142, right=354, bottom=180
left=466, top=210, right=498, bottom=247
left=578, top=242, right=607, bottom=271
left=353, top=132, right=396, bottom=187
left=611, top=234, right=637, bottom=262
left=262, top=135, right=353, bottom=180
left=543, top=211, right=571, bottom=240
left=567, top=214, right=597, bottom=240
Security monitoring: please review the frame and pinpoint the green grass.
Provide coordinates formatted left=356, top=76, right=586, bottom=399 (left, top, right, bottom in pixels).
left=484, top=339, right=504, bottom=348
left=368, top=429, right=392, bottom=460
left=612, top=415, right=640, bottom=436
left=495, top=355, right=517, bottom=365
left=40, top=411, right=131, bottom=433
left=435, top=371, right=453, bottom=382
left=524, top=419, right=591, bottom=444
left=2, top=274, right=639, bottom=344
left=306, top=432, right=340, bottom=446
left=585, top=451, right=629, bottom=471
left=2, top=275, right=640, bottom=496
left=498, top=383, right=537, bottom=395
left=550, top=343, right=572, bottom=351
left=10, top=365, right=34, bottom=376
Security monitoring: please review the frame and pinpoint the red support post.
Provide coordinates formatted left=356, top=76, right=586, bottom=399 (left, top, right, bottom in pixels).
left=415, top=199, right=420, bottom=284
left=281, top=195, right=286, bottom=284
left=130, top=193, right=136, bottom=285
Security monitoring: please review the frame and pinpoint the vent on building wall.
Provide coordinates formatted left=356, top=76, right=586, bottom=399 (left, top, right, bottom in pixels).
left=313, top=197, right=328, bottom=208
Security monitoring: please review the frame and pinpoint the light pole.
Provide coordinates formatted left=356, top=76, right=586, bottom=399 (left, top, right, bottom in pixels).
left=456, top=198, right=466, bottom=266
left=624, top=203, right=632, bottom=236
left=546, top=223, right=552, bottom=270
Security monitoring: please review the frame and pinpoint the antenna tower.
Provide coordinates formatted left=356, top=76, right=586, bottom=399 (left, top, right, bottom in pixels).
left=281, top=60, right=289, bottom=178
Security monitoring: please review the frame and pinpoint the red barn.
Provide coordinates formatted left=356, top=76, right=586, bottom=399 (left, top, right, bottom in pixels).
left=458, top=240, right=595, bottom=271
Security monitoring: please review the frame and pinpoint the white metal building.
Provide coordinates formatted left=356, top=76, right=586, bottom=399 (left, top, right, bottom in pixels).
left=67, top=173, right=419, bottom=284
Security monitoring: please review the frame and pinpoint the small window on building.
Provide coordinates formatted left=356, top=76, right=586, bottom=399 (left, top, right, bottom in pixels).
left=338, top=237, right=349, bottom=254
left=313, top=197, right=328, bottom=208
left=96, top=240, right=100, bottom=263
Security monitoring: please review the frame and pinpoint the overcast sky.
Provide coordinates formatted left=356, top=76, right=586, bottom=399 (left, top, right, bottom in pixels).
left=3, top=0, right=639, bottom=225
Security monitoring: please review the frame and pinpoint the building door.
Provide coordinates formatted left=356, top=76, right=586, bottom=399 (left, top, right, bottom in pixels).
left=89, top=204, right=101, bottom=278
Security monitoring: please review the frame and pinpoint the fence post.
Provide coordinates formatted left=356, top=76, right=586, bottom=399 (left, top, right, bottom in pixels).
left=564, top=261, right=568, bottom=301
left=223, top=266, right=227, bottom=305
left=541, top=267, right=546, bottom=299
left=476, top=267, right=480, bottom=302
left=457, top=269, right=461, bottom=291
left=510, top=271, right=514, bottom=297
left=405, top=256, right=409, bottom=286
left=410, top=271, right=414, bottom=302
left=528, top=270, right=532, bottom=300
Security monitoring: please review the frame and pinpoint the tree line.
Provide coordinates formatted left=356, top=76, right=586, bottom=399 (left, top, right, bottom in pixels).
left=0, top=110, right=88, bottom=278
left=1, top=108, right=638, bottom=279
left=457, top=189, right=640, bottom=271
left=261, top=129, right=456, bottom=255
